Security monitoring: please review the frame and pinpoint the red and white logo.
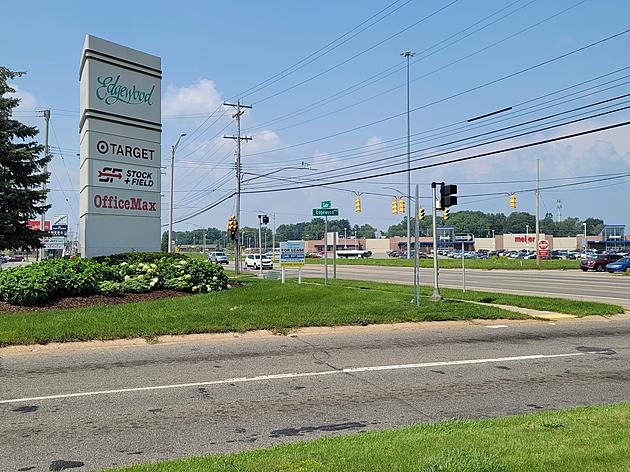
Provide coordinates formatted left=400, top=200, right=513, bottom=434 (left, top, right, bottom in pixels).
left=93, top=194, right=157, bottom=212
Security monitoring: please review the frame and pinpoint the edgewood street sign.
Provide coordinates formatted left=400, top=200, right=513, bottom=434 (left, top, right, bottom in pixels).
left=313, top=208, right=339, bottom=216
left=79, top=35, right=161, bottom=257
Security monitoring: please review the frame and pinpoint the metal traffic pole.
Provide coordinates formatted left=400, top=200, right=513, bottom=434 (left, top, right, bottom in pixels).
left=461, top=241, right=466, bottom=292
left=333, top=231, right=337, bottom=279
left=431, top=182, right=442, bottom=301
left=324, top=216, right=328, bottom=286
left=414, top=184, right=420, bottom=306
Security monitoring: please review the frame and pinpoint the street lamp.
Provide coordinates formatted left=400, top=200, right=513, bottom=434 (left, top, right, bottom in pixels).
left=401, top=50, right=416, bottom=260
left=168, top=133, right=187, bottom=253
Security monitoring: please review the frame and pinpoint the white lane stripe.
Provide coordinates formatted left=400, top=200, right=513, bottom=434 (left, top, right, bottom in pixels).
left=487, top=325, right=509, bottom=329
left=0, top=353, right=584, bottom=405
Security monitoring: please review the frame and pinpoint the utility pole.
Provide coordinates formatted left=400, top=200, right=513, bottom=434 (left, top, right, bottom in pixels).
left=401, top=50, right=415, bottom=260
left=168, top=133, right=187, bottom=253
left=536, top=159, right=540, bottom=267
left=224, top=100, right=252, bottom=274
left=431, top=182, right=441, bottom=301
left=39, top=109, right=50, bottom=261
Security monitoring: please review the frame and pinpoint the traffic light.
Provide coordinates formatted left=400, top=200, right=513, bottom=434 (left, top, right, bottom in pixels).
left=418, top=208, right=425, bottom=220
left=261, top=215, right=269, bottom=224
left=510, top=193, right=516, bottom=209
left=227, top=215, right=238, bottom=240
left=398, top=198, right=406, bottom=214
left=443, top=208, right=450, bottom=221
left=355, top=196, right=361, bottom=213
left=392, top=198, right=398, bottom=214
left=440, top=184, right=458, bottom=208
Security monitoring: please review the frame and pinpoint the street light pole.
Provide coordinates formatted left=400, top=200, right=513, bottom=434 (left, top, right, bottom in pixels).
left=168, top=133, right=186, bottom=253
left=401, top=50, right=415, bottom=260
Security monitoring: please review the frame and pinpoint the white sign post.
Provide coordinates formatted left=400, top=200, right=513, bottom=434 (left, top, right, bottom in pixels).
left=280, top=241, right=306, bottom=284
left=79, top=35, right=162, bottom=257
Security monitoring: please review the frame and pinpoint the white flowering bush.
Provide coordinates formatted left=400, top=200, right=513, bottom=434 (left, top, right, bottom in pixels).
left=159, top=258, right=229, bottom=293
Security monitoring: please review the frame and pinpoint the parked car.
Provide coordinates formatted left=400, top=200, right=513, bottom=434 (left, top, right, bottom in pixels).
left=580, top=254, right=622, bottom=272
left=245, top=254, right=273, bottom=270
left=7, top=255, right=24, bottom=262
left=208, top=252, right=229, bottom=264
left=606, top=257, right=630, bottom=273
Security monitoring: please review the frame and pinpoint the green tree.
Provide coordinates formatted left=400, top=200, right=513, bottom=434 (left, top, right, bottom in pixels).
left=358, top=223, right=377, bottom=239
left=583, top=217, right=604, bottom=235
left=540, top=213, right=556, bottom=236
left=0, top=68, right=50, bottom=250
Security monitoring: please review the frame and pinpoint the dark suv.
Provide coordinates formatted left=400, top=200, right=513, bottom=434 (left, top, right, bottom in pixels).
left=580, top=254, right=622, bottom=272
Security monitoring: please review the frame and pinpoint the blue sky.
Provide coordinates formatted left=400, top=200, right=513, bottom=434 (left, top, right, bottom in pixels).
left=4, top=0, right=630, bottom=236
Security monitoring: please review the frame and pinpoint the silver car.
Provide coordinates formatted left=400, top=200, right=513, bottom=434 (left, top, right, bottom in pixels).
left=208, top=252, right=229, bottom=264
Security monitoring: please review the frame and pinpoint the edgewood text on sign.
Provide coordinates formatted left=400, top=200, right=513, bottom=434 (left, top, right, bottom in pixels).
left=79, top=35, right=162, bottom=257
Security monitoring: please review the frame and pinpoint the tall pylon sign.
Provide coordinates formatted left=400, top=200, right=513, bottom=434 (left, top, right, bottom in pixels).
left=79, top=35, right=162, bottom=257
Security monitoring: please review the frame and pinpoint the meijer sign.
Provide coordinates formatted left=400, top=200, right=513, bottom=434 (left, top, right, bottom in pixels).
left=79, top=35, right=162, bottom=257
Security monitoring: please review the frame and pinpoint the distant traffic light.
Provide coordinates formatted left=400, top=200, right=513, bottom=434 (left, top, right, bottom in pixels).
left=443, top=208, right=450, bottom=221
left=440, top=184, right=458, bottom=208
left=227, top=215, right=238, bottom=240
left=398, top=198, right=406, bottom=214
left=392, top=198, right=398, bottom=214
left=355, top=196, right=361, bottom=213
left=510, top=193, right=516, bottom=209
left=418, top=208, right=425, bottom=220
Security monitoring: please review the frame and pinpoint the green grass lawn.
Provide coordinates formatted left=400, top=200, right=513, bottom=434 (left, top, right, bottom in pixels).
left=0, top=279, right=521, bottom=347
left=107, top=403, right=630, bottom=472
left=324, top=279, right=623, bottom=317
left=0, top=278, right=622, bottom=347
left=306, top=257, right=580, bottom=270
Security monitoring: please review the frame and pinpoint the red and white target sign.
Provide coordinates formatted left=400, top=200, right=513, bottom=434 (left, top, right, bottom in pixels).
left=538, top=239, right=549, bottom=257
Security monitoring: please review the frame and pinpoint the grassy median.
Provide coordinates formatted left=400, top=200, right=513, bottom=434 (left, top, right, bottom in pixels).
left=306, top=257, right=580, bottom=270
left=323, top=279, right=624, bottom=317
left=108, top=403, right=630, bottom=472
left=0, top=279, right=516, bottom=347
left=0, top=279, right=622, bottom=347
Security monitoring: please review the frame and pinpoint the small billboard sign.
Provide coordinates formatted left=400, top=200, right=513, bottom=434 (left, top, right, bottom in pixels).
left=280, top=241, right=306, bottom=267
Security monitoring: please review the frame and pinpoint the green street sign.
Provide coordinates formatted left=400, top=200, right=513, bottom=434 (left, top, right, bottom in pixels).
left=313, top=208, right=339, bottom=217
left=320, top=200, right=332, bottom=209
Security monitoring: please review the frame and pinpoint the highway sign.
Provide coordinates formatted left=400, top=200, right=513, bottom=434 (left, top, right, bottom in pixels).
left=320, top=200, right=332, bottom=209
left=280, top=241, right=305, bottom=267
left=454, top=233, right=474, bottom=242
left=313, top=208, right=339, bottom=217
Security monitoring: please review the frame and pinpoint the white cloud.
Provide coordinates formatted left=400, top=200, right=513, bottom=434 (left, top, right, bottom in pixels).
left=162, top=79, right=222, bottom=117
left=7, top=83, right=38, bottom=111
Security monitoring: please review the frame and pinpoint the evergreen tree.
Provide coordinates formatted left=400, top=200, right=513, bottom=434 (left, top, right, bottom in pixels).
left=0, top=67, right=50, bottom=250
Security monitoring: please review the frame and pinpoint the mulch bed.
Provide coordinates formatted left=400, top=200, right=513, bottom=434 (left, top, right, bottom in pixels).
left=0, top=282, right=245, bottom=314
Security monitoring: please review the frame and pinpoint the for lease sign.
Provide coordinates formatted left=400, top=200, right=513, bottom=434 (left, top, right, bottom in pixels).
left=280, top=241, right=306, bottom=267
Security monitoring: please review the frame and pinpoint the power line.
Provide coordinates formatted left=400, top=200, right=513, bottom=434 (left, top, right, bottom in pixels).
left=241, top=119, right=630, bottom=194
left=245, top=93, right=630, bottom=188
left=242, top=27, right=630, bottom=159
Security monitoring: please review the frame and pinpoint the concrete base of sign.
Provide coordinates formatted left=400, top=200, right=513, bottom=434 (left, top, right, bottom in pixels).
left=80, top=214, right=160, bottom=257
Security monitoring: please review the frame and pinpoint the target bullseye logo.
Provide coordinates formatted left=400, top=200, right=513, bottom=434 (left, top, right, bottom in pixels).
left=97, top=140, right=108, bottom=154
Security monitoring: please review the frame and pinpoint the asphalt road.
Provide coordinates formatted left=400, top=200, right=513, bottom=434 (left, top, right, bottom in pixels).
left=1, top=317, right=629, bottom=471
left=300, top=264, right=630, bottom=309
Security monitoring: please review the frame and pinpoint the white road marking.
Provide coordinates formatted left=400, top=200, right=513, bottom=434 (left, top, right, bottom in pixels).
left=487, top=325, right=509, bottom=329
left=0, top=353, right=585, bottom=405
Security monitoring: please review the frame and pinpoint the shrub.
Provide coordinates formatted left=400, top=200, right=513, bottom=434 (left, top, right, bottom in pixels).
left=0, top=258, right=114, bottom=306
left=93, top=252, right=185, bottom=266
left=0, top=254, right=229, bottom=306
left=96, top=281, right=123, bottom=296
left=159, top=258, right=229, bottom=293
